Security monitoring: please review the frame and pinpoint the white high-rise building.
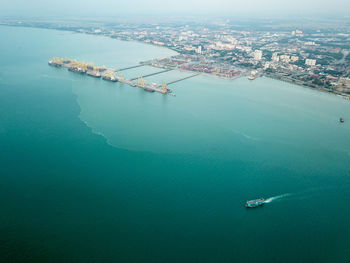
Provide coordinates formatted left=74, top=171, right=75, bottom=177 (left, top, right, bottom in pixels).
left=291, top=56, right=299, bottom=62
left=264, top=62, right=271, bottom=70
left=272, top=52, right=279, bottom=62
left=305, top=41, right=316, bottom=46
left=280, top=55, right=290, bottom=63
left=305, top=59, right=316, bottom=66
left=253, top=50, right=263, bottom=60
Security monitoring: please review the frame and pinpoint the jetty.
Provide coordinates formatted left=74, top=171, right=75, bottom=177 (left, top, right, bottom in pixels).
left=117, top=64, right=145, bottom=71
left=48, top=57, right=199, bottom=95
left=130, top=69, right=173, bottom=81
left=166, top=74, right=199, bottom=86
left=48, top=57, right=171, bottom=94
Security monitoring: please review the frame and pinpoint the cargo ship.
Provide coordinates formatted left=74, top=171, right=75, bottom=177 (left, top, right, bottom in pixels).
left=48, top=60, right=62, bottom=67
left=245, top=198, right=265, bottom=208
left=97, top=67, right=107, bottom=72
left=68, top=67, right=86, bottom=74
left=144, top=87, right=155, bottom=92
left=102, top=75, right=118, bottom=82
left=86, top=71, right=101, bottom=78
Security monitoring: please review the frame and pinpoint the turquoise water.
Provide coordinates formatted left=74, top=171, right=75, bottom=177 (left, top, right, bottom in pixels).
left=1, top=25, right=350, bottom=262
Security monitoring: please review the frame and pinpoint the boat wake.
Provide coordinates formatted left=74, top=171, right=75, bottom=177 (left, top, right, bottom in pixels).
left=263, top=186, right=338, bottom=205
left=264, top=193, right=293, bottom=203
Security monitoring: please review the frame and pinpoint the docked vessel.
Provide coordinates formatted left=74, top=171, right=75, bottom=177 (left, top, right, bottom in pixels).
left=144, top=87, right=155, bottom=92
left=248, top=75, right=256, bottom=80
left=48, top=60, right=62, bottom=67
left=86, top=71, right=101, bottom=78
left=102, top=75, right=118, bottom=82
left=68, top=67, right=86, bottom=74
left=245, top=198, right=265, bottom=208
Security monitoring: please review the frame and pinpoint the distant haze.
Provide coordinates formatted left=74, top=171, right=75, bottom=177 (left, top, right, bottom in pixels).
left=1, top=0, right=350, bottom=17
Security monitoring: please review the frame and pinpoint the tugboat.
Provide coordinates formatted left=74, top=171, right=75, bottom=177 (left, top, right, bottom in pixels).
left=245, top=198, right=265, bottom=208
left=340, top=118, right=344, bottom=123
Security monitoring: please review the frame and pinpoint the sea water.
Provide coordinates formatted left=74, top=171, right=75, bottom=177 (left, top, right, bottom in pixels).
left=1, top=25, right=350, bottom=262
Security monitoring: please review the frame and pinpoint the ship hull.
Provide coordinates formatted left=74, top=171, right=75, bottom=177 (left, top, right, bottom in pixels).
left=245, top=203, right=265, bottom=208
left=245, top=198, right=265, bottom=208
left=144, top=88, right=155, bottom=92
left=68, top=67, right=86, bottom=74
left=102, top=77, right=118, bottom=82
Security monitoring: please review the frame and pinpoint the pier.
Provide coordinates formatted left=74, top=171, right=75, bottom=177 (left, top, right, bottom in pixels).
left=117, top=64, right=146, bottom=71
left=48, top=57, right=201, bottom=96
left=166, top=73, right=199, bottom=85
left=130, top=69, right=173, bottom=81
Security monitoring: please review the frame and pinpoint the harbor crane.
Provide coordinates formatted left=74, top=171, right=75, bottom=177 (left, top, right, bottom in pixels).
left=137, top=76, right=146, bottom=88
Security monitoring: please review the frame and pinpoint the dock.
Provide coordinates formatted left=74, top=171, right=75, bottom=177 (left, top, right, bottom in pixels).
left=166, top=74, right=199, bottom=85
left=117, top=64, right=146, bottom=71
left=130, top=69, right=173, bottom=81
left=48, top=57, right=200, bottom=96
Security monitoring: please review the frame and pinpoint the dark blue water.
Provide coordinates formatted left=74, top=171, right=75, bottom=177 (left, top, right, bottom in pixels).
left=1, top=26, right=350, bottom=262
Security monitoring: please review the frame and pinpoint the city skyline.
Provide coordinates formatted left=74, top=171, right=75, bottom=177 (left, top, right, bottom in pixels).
left=2, top=0, right=350, bottom=17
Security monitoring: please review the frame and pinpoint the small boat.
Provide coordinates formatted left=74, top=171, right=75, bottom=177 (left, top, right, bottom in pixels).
left=245, top=198, right=265, bottom=208
left=340, top=118, right=344, bottom=123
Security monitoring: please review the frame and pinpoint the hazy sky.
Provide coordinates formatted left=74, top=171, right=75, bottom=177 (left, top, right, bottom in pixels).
left=1, top=0, right=350, bottom=17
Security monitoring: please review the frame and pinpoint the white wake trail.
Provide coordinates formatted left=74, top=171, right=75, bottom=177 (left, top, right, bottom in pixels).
left=264, top=187, right=336, bottom=204
left=264, top=193, right=293, bottom=203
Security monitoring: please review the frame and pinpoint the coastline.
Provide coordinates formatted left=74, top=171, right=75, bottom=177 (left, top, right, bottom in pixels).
left=263, top=73, right=350, bottom=101
left=1, top=23, right=349, bottom=101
